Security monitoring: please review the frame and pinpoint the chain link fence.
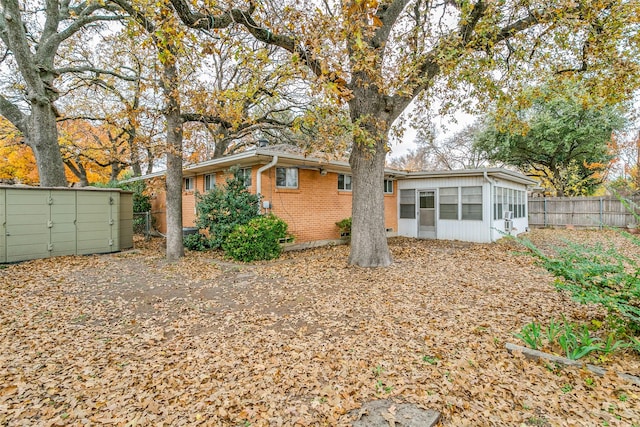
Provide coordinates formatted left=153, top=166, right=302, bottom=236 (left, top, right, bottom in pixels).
left=133, top=211, right=153, bottom=240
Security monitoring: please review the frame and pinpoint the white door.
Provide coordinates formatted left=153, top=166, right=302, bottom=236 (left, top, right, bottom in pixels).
left=418, top=190, right=436, bottom=239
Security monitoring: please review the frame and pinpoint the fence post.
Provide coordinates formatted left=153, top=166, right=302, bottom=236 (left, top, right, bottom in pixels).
left=145, top=211, right=151, bottom=240
left=544, top=198, right=547, bottom=227
left=599, top=197, right=603, bottom=230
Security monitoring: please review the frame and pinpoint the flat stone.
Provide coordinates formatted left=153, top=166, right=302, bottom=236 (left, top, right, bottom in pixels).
left=348, top=399, right=440, bottom=427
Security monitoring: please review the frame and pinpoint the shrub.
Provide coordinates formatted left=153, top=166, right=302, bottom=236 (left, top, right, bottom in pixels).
left=183, top=233, right=210, bottom=251
left=222, top=214, right=289, bottom=262
left=336, top=217, right=352, bottom=240
left=195, top=167, right=260, bottom=249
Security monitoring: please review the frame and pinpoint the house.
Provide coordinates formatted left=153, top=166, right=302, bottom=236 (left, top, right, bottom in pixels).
left=137, top=145, right=536, bottom=245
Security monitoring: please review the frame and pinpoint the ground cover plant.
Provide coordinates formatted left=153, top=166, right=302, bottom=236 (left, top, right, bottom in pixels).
left=520, top=235, right=640, bottom=333
left=513, top=317, right=628, bottom=361
left=1, top=229, right=639, bottom=426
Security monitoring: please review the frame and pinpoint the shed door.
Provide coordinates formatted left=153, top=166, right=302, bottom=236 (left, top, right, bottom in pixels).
left=5, top=189, right=50, bottom=262
left=418, top=190, right=436, bottom=239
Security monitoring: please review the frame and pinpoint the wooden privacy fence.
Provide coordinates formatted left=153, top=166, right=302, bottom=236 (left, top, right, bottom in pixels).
left=528, top=196, right=640, bottom=229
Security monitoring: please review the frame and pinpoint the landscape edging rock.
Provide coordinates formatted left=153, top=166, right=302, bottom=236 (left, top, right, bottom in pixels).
left=506, top=342, right=640, bottom=386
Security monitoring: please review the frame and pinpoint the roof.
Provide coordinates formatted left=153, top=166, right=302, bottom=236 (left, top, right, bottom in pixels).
left=123, top=144, right=397, bottom=182
left=182, top=144, right=356, bottom=176
left=0, top=184, right=131, bottom=192
left=400, top=168, right=538, bottom=185
left=122, top=144, right=537, bottom=187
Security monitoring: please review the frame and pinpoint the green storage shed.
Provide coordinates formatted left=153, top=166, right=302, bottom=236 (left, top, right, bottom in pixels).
left=0, top=186, right=133, bottom=263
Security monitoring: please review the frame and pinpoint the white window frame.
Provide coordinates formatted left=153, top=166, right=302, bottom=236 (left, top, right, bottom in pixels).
left=276, top=167, right=298, bottom=188
left=204, top=173, right=216, bottom=191
left=461, top=186, right=483, bottom=221
left=494, top=186, right=526, bottom=219
left=184, top=177, right=194, bottom=191
left=399, top=189, right=416, bottom=219
left=239, top=168, right=252, bottom=187
left=338, top=174, right=352, bottom=191
left=383, top=179, right=393, bottom=194
left=439, top=187, right=459, bottom=220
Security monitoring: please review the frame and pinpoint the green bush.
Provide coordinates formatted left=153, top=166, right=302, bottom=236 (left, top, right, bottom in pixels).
left=112, top=180, right=152, bottom=234
left=195, top=167, right=260, bottom=249
left=336, top=217, right=352, bottom=240
left=183, top=233, right=210, bottom=251
left=222, top=214, right=289, bottom=262
left=519, top=236, right=640, bottom=333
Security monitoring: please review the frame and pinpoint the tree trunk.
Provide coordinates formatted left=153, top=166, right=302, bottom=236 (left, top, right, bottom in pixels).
left=347, top=86, right=393, bottom=267
left=162, top=62, right=184, bottom=262
left=110, top=162, right=122, bottom=182
left=63, top=159, right=88, bottom=187
left=348, top=137, right=392, bottom=267
left=128, top=130, right=143, bottom=177
left=27, top=103, right=67, bottom=187
left=145, top=151, right=154, bottom=174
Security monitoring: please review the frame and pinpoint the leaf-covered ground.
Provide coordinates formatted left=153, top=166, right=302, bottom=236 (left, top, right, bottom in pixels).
left=1, top=229, right=639, bottom=426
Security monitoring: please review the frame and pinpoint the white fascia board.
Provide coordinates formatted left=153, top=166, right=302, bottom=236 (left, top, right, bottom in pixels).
left=401, top=168, right=536, bottom=186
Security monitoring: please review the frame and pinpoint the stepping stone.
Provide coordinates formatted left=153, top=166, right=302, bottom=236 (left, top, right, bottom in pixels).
left=349, top=399, right=440, bottom=427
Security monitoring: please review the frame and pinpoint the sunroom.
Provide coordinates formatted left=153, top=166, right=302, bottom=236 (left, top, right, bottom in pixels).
left=396, top=168, right=537, bottom=243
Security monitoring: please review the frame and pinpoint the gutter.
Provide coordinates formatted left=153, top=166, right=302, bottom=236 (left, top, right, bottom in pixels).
left=483, top=170, right=497, bottom=242
left=256, top=155, right=278, bottom=213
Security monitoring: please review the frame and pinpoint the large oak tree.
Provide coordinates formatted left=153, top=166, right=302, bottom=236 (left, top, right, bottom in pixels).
left=170, top=0, right=640, bottom=267
left=0, top=0, right=121, bottom=186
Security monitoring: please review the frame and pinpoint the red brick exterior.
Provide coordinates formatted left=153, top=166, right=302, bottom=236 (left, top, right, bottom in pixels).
left=149, top=164, right=398, bottom=243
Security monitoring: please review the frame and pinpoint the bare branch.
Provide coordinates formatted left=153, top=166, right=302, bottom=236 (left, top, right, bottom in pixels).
left=169, top=0, right=327, bottom=79
left=55, top=66, right=140, bottom=82
left=0, top=92, right=27, bottom=132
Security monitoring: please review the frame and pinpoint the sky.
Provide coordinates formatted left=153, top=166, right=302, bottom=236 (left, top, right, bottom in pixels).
left=388, top=104, right=478, bottom=161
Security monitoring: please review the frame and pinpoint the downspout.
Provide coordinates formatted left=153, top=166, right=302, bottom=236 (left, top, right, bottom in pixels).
left=483, top=171, right=497, bottom=242
left=256, top=155, right=278, bottom=214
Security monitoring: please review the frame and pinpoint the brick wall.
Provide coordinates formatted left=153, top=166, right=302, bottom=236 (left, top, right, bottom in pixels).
left=260, top=167, right=397, bottom=243
left=148, top=166, right=398, bottom=244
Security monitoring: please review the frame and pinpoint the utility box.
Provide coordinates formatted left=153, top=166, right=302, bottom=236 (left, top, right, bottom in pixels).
left=0, top=186, right=133, bottom=263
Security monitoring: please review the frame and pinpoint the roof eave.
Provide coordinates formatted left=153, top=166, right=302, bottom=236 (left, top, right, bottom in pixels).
left=401, top=168, right=537, bottom=185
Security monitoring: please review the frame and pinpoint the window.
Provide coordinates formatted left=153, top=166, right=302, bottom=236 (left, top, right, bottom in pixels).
left=519, top=191, right=526, bottom=218
left=508, top=188, right=514, bottom=215
left=276, top=167, right=298, bottom=188
left=399, top=189, right=415, bottom=219
left=239, top=168, right=252, bottom=187
left=338, top=174, right=352, bottom=191
left=383, top=179, right=393, bottom=194
left=494, top=187, right=504, bottom=220
left=494, top=187, right=526, bottom=219
left=439, top=187, right=458, bottom=220
left=184, top=177, right=194, bottom=191
left=461, top=186, right=483, bottom=220
left=204, top=174, right=215, bottom=191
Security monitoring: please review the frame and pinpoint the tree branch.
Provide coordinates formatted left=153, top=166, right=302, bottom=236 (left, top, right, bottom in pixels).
left=55, top=65, right=140, bottom=81
left=169, top=0, right=327, bottom=79
left=181, top=112, right=232, bottom=128
left=0, top=92, right=27, bottom=132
